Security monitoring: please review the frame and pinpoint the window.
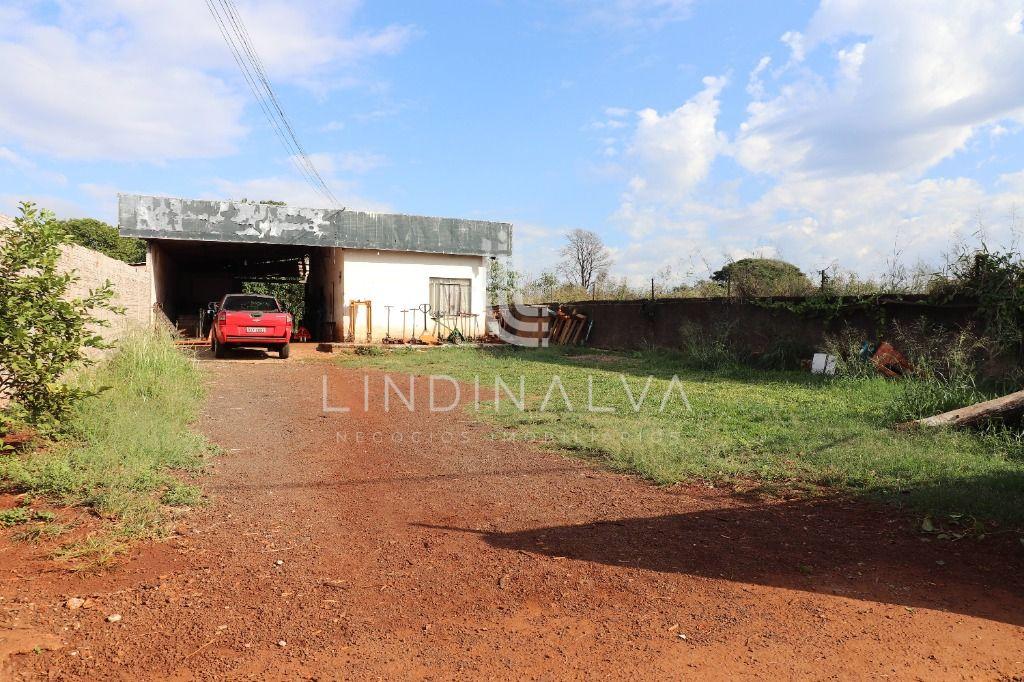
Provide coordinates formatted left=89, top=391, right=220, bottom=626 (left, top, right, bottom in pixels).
left=221, top=295, right=281, bottom=312
left=429, top=278, right=471, bottom=316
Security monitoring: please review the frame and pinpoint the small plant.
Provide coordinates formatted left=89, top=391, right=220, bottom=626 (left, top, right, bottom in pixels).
left=0, top=507, right=31, bottom=527
left=160, top=482, right=203, bottom=507
left=354, top=345, right=385, bottom=356
left=821, top=326, right=877, bottom=379
left=12, top=522, right=68, bottom=543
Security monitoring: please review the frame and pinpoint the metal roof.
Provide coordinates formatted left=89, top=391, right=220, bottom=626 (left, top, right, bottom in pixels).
left=118, top=194, right=512, bottom=257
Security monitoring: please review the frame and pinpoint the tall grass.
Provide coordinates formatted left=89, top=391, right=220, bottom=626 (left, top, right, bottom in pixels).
left=0, top=329, right=210, bottom=550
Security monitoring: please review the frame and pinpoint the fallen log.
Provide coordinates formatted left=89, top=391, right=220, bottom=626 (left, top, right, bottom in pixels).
left=898, top=389, right=1024, bottom=430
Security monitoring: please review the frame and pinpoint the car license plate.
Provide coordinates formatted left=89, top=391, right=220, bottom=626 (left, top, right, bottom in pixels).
left=245, top=326, right=267, bottom=333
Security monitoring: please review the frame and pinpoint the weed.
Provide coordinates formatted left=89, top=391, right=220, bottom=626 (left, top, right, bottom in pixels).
left=0, top=329, right=210, bottom=558
left=52, top=534, right=125, bottom=568
left=354, top=345, right=385, bottom=356
left=0, top=507, right=31, bottom=527
left=677, top=321, right=742, bottom=370
left=161, top=481, right=203, bottom=507
left=13, top=522, right=68, bottom=543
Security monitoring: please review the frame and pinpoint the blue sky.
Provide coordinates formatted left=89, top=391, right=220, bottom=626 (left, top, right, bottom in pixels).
left=2, top=1, right=1024, bottom=284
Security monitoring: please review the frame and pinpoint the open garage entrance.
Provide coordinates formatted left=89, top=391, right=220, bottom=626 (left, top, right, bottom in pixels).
left=148, top=238, right=343, bottom=343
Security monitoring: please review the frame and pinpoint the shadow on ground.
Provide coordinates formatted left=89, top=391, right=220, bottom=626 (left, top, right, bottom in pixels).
left=421, top=492, right=1024, bottom=626
left=194, top=347, right=274, bottom=361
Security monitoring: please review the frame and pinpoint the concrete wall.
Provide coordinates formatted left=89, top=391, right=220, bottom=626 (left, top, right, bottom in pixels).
left=557, top=297, right=984, bottom=358
left=146, top=241, right=175, bottom=325
left=341, top=249, right=487, bottom=341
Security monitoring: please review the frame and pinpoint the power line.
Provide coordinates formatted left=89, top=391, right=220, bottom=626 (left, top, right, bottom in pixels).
left=204, top=0, right=341, bottom=207
left=218, top=0, right=338, bottom=204
left=204, top=0, right=317, bottom=195
left=217, top=0, right=338, bottom=204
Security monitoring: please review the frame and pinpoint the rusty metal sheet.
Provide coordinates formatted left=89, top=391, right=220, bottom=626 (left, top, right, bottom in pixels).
left=118, top=194, right=512, bottom=257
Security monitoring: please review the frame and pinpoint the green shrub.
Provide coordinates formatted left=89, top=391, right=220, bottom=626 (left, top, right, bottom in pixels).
left=58, top=218, right=145, bottom=264
left=0, top=507, right=31, bottom=527
left=0, top=202, right=119, bottom=428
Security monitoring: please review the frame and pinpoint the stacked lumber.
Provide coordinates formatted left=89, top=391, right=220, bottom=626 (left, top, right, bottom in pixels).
left=549, top=308, right=589, bottom=345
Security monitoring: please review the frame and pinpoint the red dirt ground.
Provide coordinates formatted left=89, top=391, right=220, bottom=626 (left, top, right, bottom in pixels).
left=2, top=353, right=1023, bottom=679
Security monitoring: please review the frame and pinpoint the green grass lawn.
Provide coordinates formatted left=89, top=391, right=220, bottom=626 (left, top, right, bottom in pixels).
left=341, top=345, right=1024, bottom=527
left=0, top=330, right=211, bottom=561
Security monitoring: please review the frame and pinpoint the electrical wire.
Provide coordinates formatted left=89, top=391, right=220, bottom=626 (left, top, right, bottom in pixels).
left=204, top=0, right=341, bottom=207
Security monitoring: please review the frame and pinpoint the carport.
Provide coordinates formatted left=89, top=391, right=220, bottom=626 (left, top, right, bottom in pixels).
left=145, top=238, right=313, bottom=339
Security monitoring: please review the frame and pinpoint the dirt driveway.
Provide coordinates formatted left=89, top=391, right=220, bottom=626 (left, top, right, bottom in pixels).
left=3, top=357, right=1024, bottom=679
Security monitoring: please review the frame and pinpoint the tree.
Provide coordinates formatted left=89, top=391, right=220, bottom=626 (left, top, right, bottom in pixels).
left=711, top=258, right=813, bottom=298
left=557, top=229, right=613, bottom=290
left=0, top=203, right=118, bottom=428
left=59, top=218, right=146, bottom=264
left=486, top=258, right=521, bottom=305
left=242, top=281, right=305, bottom=321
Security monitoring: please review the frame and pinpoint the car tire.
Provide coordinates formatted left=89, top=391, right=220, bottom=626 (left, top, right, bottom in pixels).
left=278, top=343, right=290, bottom=359
left=213, top=335, right=227, bottom=359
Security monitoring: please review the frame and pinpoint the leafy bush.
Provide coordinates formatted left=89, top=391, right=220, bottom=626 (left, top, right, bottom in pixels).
left=0, top=203, right=119, bottom=428
left=931, top=242, right=1024, bottom=355
left=242, top=280, right=305, bottom=321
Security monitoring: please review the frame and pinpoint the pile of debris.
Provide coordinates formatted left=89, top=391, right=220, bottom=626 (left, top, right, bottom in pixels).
left=549, top=308, right=590, bottom=346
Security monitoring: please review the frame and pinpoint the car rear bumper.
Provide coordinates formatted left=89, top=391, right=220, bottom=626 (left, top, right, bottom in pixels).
left=222, top=335, right=289, bottom=344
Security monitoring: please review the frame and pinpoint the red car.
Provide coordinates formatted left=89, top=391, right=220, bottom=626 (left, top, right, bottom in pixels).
left=211, top=294, right=293, bottom=359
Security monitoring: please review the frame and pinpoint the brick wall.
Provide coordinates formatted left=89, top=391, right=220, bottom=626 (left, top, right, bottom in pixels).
left=0, top=213, right=151, bottom=345
left=56, top=243, right=151, bottom=341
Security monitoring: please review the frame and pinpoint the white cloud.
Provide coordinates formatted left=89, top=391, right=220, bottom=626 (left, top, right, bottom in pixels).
left=737, top=1, right=1024, bottom=178
left=0, top=1, right=413, bottom=162
left=298, top=151, right=388, bottom=175
left=212, top=173, right=390, bottom=213
left=0, top=145, right=68, bottom=185
left=607, top=2, right=1024, bottom=282
left=615, top=75, right=728, bottom=238
left=578, top=0, right=695, bottom=29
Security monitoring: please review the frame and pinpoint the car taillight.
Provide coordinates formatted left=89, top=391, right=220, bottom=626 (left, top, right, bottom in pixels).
left=217, top=311, right=227, bottom=324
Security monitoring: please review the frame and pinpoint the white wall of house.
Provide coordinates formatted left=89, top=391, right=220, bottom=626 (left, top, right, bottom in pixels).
left=341, top=248, right=488, bottom=341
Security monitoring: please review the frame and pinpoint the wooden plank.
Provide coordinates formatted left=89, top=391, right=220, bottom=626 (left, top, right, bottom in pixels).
left=898, top=389, right=1024, bottom=429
